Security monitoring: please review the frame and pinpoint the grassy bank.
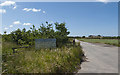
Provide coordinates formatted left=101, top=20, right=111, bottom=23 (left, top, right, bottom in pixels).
left=79, top=39, right=119, bottom=47
left=2, top=42, right=83, bottom=73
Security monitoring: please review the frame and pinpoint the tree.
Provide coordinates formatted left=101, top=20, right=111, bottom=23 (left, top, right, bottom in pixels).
left=88, top=35, right=93, bottom=38
left=55, top=22, right=70, bottom=47
left=98, top=35, right=101, bottom=37
left=82, top=36, right=85, bottom=38
left=2, top=22, right=70, bottom=47
left=4, top=31, right=7, bottom=34
left=3, top=31, right=7, bottom=41
left=10, top=29, right=22, bottom=44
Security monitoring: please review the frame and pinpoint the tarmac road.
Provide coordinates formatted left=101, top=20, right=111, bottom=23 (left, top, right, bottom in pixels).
left=76, top=39, right=118, bottom=73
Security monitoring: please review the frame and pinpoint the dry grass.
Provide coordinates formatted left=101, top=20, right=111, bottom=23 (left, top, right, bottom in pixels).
left=2, top=42, right=83, bottom=73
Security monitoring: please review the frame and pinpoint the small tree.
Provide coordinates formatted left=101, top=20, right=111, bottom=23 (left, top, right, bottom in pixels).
left=82, top=36, right=85, bottom=38
left=55, top=22, right=70, bottom=47
left=3, top=22, right=70, bottom=47
left=4, top=31, right=7, bottom=34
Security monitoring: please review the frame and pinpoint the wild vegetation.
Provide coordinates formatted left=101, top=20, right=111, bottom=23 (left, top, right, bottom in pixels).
left=3, top=22, right=70, bottom=47
left=2, top=22, right=84, bottom=73
left=2, top=42, right=83, bottom=73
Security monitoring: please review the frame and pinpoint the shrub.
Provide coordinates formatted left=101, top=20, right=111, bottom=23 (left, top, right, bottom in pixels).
left=2, top=22, right=70, bottom=47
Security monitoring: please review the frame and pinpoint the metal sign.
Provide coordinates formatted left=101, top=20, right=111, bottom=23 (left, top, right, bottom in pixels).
left=35, top=39, right=56, bottom=49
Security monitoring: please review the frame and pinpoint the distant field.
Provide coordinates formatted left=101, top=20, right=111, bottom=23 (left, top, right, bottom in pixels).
left=79, top=39, right=119, bottom=47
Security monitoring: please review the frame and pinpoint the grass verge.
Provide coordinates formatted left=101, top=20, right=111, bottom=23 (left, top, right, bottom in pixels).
left=2, top=42, right=83, bottom=73
left=79, top=39, right=119, bottom=47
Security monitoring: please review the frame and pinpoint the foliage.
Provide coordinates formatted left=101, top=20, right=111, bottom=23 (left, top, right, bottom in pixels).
left=82, top=36, right=85, bottom=38
left=2, top=22, right=70, bottom=47
left=55, top=22, right=70, bottom=47
left=2, top=21, right=85, bottom=73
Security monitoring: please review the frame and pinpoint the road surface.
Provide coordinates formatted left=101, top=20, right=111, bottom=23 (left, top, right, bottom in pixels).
left=75, top=39, right=118, bottom=73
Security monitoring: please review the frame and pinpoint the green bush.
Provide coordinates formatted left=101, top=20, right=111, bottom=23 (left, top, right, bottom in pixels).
left=2, top=22, right=70, bottom=47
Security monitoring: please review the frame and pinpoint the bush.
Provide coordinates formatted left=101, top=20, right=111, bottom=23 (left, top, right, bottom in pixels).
left=2, top=22, right=70, bottom=47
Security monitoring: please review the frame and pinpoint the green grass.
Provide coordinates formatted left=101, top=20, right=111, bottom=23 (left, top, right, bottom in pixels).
left=79, top=39, right=119, bottom=47
left=2, top=42, right=83, bottom=73
left=2, top=42, right=19, bottom=55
